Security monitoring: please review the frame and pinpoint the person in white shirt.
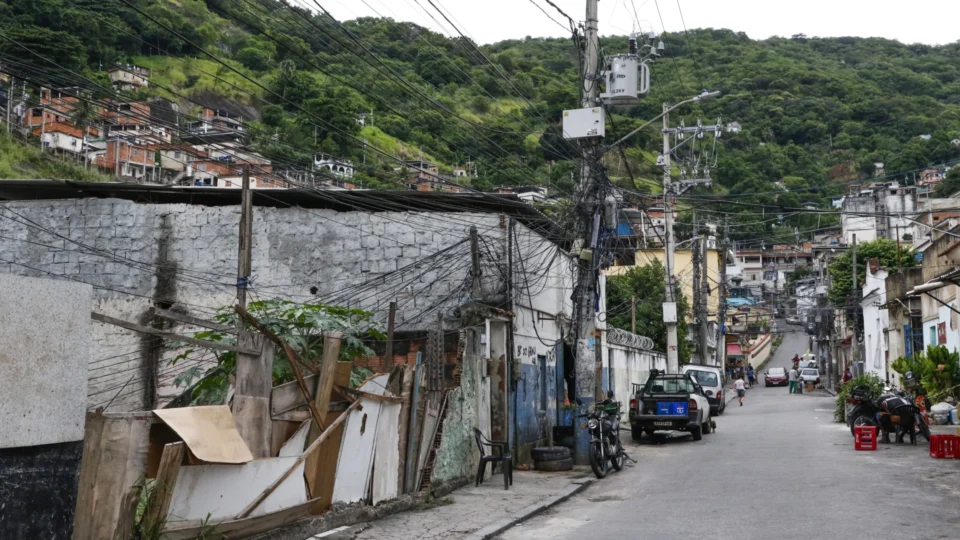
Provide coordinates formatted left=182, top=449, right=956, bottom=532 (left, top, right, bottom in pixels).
left=735, top=377, right=746, bottom=406
left=788, top=367, right=800, bottom=394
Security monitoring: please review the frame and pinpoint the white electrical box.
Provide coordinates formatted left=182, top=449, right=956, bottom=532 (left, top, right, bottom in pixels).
left=662, top=302, right=677, bottom=323
left=562, top=107, right=605, bottom=140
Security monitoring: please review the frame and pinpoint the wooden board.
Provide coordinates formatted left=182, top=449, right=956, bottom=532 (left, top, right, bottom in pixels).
left=331, top=374, right=389, bottom=504
left=372, top=401, right=402, bottom=505
left=166, top=457, right=307, bottom=525
left=161, top=497, right=319, bottom=540
left=307, top=409, right=347, bottom=515
left=154, top=406, right=253, bottom=464
left=271, top=362, right=352, bottom=416
left=415, top=397, right=441, bottom=491
left=72, top=413, right=151, bottom=540
left=278, top=421, right=310, bottom=457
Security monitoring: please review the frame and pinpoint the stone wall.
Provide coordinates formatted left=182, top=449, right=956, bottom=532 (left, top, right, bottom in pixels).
left=0, top=198, right=504, bottom=411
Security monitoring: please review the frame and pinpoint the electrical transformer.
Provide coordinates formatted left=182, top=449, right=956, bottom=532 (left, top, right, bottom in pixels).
left=599, top=54, right=650, bottom=106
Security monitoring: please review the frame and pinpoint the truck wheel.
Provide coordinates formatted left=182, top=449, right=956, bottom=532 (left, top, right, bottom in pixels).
left=631, top=426, right=643, bottom=442
left=702, top=419, right=712, bottom=434
left=691, top=425, right=703, bottom=441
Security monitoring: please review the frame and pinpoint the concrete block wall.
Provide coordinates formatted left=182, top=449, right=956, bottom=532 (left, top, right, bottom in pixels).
left=0, top=198, right=505, bottom=411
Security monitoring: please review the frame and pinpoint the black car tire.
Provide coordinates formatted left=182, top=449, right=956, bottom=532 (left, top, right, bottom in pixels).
left=530, top=446, right=571, bottom=462
left=630, top=426, right=643, bottom=442
left=703, top=419, right=712, bottom=434
left=535, top=457, right=573, bottom=472
left=691, top=424, right=703, bottom=441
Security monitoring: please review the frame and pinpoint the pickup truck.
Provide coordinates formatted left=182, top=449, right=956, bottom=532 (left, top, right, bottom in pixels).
left=629, top=370, right=712, bottom=442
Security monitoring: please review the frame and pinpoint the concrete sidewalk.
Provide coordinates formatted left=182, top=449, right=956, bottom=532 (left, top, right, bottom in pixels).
left=301, top=470, right=593, bottom=540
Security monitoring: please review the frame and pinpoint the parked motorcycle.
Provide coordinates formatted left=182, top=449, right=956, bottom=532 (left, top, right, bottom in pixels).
left=578, top=392, right=625, bottom=479
left=847, top=385, right=882, bottom=436
left=847, top=384, right=931, bottom=443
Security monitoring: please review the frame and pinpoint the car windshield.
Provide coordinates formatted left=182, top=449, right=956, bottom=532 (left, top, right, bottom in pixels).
left=768, top=368, right=785, bottom=376
left=686, top=370, right=719, bottom=387
left=801, top=369, right=818, bottom=376
left=646, top=377, right=696, bottom=394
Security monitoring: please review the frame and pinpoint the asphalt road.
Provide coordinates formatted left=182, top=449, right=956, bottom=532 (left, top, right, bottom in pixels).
left=497, top=328, right=960, bottom=540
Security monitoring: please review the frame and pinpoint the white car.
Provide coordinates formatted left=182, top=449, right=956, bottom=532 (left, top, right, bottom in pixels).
left=799, top=368, right=821, bottom=385
left=682, top=364, right=726, bottom=415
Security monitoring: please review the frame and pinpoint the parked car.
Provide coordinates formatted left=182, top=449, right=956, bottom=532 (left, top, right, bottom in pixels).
left=786, top=316, right=801, bottom=325
left=682, top=364, right=725, bottom=415
left=806, top=321, right=816, bottom=334
left=629, top=370, right=712, bottom=442
left=800, top=368, right=821, bottom=385
left=765, top=366, right=788, bottom=387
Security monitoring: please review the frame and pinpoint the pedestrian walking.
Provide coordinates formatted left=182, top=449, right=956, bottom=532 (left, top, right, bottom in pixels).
left=788, top=366, right=799, bottom=394
left=843, top=368, right=853, bottom=383
left=735, top=376, right=746, bottom=406
left=747, top=363, right=756, bottom=387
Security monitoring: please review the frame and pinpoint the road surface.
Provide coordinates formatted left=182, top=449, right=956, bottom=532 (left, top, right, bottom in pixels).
left=497, top=328, right=960, bottom=540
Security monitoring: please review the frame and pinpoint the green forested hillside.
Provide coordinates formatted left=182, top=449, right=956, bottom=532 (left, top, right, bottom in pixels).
left=2, top=1, right=960, bottom=242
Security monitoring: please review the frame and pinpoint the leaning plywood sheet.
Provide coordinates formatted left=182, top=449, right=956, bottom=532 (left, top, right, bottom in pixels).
left=331, top=374, right=389, bottom=504
left=278, top=421, right=310, bottom=458
left=415, top=397, right=441, bottom=490
left=372, top=400, right=402, bottom=505
left=166, top=457, right=307, bottom=525
left=154, top=406, right=253, bottom=464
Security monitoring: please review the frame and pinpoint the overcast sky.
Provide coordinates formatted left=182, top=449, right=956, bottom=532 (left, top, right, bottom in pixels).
left=317, top=0, right=959, bottom=46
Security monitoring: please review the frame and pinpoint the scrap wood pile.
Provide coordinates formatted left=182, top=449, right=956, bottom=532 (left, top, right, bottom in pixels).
left=73, top=307, right=450, bottom=540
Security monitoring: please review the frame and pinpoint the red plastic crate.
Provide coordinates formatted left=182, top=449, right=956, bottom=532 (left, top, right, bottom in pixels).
left=929, top=434, right=960, bottom=459
left=854, top=425, right=877, bottom=451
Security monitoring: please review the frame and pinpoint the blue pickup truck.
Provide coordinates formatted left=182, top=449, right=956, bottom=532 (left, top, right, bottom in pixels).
left=628, top=370, right=713, bottom=442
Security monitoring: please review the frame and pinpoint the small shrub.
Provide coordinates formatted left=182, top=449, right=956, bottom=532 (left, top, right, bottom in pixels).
left=834, top=373, right=884, bottom=422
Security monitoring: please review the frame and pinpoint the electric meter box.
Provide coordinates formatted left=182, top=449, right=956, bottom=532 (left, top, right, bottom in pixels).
left=562, top=107, right=606, bottom=140
left=662, top=302, right=678, bottom=323
left=600, top=55, right=650, bottom=106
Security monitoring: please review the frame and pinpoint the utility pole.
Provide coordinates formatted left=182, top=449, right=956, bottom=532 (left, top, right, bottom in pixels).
left=662, top=103, right=679, bottom=372
left=470, top=226, right=481, bottom=297
left=692, top=223, right=702, bottom=361
left=631, top=296, right=637, bottom=334
left=572, top=0, right=602, bottom=465
left=700, top=227, right=710, bottom=366
left=5, top=76, right=11, bottom=134
left=715, top=217, right=729, bottom=368
left=236, top=166, right=253, bottom=330
left=851, top=233, right=860, bottom=376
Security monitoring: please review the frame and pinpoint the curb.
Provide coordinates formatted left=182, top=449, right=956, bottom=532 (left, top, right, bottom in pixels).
left=462, top=478, right=595, bottom=540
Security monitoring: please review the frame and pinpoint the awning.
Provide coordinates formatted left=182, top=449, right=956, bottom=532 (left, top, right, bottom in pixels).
left=726, top=344, right=743, bottom=357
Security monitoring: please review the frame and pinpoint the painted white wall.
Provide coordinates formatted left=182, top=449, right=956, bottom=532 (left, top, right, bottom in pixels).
left=861, top=268, right=889, bottom=381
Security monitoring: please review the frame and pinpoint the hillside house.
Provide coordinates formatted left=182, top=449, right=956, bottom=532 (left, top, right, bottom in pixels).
left=108, top=64, right=150, bottom=91
left=314, top=153, right=354, bottom=178
left=95, top=138, right=157, bottom=181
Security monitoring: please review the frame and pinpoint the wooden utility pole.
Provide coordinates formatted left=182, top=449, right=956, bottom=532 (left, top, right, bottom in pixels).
left=851, top=234, right=860, bottom=375
left=5, top=76, right=11, bottom=134
left=470, top=226, right=481, bottom=297
left=384, top=301, right=397, bottom=370
left=236, top=165, right=253, bottom=328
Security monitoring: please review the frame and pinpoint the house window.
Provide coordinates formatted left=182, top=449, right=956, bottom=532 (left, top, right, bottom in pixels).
left=132, top=149, right=139, bottom=156
left=174, top=151, right=181, bottom=159
left=198, top=164, right=206, bottom=171
left=538, top=355, right=547, bottom=412
left=930, top=326, right=937, bottom=347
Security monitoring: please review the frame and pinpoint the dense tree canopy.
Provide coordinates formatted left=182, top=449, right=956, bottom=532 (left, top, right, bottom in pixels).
left=2, top=1, right=959, bottom=232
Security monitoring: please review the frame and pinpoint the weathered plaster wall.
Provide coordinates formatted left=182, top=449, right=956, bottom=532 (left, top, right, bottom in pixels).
left=0, top=198, right=502, bottom=411
left=431, top=332, right=482, bottom=483
left=601, top=340, right=666, bottom=403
